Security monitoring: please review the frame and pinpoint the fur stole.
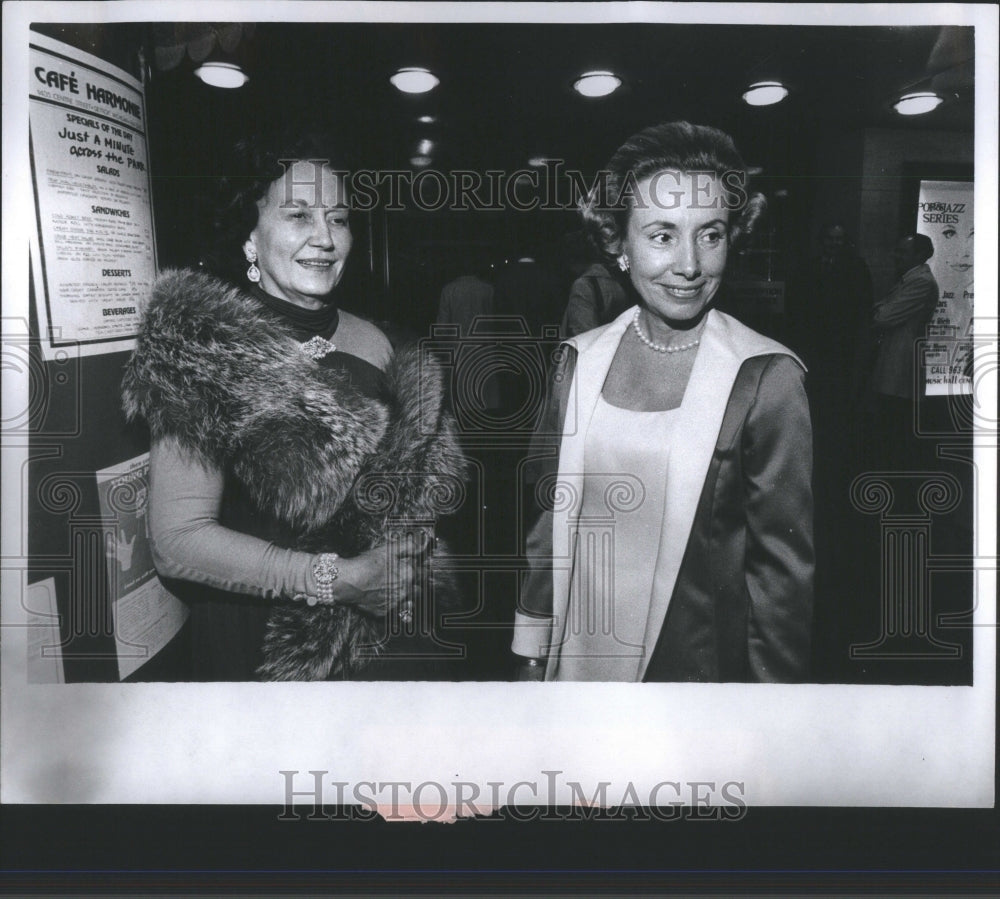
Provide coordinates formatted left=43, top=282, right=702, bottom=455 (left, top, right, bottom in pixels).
left=122, top=268, right=467, bottom=680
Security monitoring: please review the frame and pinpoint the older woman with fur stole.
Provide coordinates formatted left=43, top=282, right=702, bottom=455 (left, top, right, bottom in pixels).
left=122, top=132, right=466, bottom=681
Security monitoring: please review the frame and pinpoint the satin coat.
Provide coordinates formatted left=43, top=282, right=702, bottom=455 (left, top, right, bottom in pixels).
left=512, top=306, right=814, bottom=682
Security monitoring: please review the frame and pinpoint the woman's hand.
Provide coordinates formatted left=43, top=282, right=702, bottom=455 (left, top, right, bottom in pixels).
left=326, top=533, right=430, bottom=617
left=515, top=657, right=546, bottom=681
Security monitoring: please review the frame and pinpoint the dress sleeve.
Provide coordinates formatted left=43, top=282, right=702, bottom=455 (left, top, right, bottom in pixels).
left=741, top=355, right=815, bottom=681
left=148, top=436, right=317, bottom=599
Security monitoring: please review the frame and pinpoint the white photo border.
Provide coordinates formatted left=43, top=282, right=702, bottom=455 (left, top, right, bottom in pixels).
left=2, top=1, right=996, bottom=810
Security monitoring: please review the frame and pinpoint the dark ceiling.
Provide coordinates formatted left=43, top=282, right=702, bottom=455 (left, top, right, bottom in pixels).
left=35, top=20, right=975, bottom=182
left=142, top=21, right=974, bottom=175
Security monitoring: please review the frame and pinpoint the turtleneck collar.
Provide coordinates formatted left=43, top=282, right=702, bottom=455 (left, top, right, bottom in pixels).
left=248, top=283, right=339, bottom=339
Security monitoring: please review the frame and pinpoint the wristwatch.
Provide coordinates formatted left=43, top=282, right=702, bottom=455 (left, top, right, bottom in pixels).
left=309, top=552, right=340, bottom=606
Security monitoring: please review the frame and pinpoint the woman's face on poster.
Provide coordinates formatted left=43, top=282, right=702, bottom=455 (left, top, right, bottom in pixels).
left=939, top=223, right=974, bottom=277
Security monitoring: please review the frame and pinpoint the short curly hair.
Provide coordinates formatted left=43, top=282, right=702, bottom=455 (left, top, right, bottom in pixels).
left=201, top=128, right=353, bottom=284
left=579, top=121, right=766, bottom=259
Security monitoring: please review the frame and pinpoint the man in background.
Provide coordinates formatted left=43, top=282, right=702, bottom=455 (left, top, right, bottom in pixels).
left=866, top=233, right=939, bottom=469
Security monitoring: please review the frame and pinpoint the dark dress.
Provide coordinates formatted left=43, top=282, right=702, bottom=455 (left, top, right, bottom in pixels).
left=184, top=288, right=454, bottom=681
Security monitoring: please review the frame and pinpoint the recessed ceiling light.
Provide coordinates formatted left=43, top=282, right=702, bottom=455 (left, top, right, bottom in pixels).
left=528, top=156, right=554, bottom=168
left=194, top=61, right=248, bottom=89
left=893, top=91, right=944, bottom=115
left=573, top=71, right=621, bottom=98
left=410, top=155, right=433, bottom=168
left=417, top=115, right=437, bottom=124
left=391, top=67, right=439, bottom=94
left=417, top=139, right=434, bottom=155
left=742, top=81, right=788, bottom=106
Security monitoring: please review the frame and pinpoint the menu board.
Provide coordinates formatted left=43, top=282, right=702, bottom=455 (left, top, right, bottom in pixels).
left=29, top=32, right=157, bottom=359
left=918, top=180, right=974, bottom=396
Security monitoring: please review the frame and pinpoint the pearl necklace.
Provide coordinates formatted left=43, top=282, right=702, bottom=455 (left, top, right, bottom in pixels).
left=631, top=308, right=701, bottom=354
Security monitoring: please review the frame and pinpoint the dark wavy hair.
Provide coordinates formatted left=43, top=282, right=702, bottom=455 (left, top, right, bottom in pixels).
left=579, top=121, right=766, bottom=259
left=201, top=128, right=354, bottom=284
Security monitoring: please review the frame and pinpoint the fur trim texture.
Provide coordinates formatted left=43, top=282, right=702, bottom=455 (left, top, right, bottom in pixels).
left=122, top=268, right=467, bottom=679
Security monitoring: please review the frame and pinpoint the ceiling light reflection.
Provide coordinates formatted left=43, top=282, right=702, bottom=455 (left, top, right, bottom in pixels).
left=194, top=61, right=249, bottom=88
left=573, top=71, right=621, bottom=98
left=893, top=91, right=944, bottom=115
left=742, top=81, right=788, bottom=106
left=391, top=67, right=439, bottom=94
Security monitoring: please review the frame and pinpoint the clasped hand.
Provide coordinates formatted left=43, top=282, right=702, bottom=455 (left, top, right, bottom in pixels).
left=328, top=531, right=432, bottom=617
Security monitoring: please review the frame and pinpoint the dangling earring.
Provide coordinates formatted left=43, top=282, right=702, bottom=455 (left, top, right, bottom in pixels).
left=244, top=247, right=261, bottom=284
left=617, top=253, right=629, bottom=273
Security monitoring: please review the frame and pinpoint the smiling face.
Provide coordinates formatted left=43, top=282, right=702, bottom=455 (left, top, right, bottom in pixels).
left=619, top=169, right=730, bottom=326
left=244, top=161, right=352, bottom=309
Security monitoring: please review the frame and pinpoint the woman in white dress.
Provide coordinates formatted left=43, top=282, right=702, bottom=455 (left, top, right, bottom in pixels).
left=513, top=122, right=814, bottom=682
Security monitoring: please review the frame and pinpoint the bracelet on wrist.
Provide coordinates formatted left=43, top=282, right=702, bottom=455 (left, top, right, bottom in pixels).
left=293, top=552, right=340, bottom=606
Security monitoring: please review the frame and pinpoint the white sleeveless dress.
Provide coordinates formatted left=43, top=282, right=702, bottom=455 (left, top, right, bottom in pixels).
left=554, top=395, right=678, bottom=681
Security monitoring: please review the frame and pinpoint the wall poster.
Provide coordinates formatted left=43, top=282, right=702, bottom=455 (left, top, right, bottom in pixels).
left=95, top=453, right=188, bottom=681
left=28, top=31, right=157, bottom=360
left=918, top=179, right=974, bottom=396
